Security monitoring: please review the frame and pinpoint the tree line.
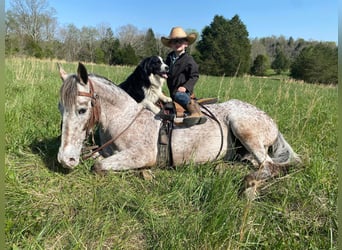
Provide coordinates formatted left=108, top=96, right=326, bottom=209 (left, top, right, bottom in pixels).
left=5, top=0, right=337, bottom=84
left=249, top=36, right=337, bottom=84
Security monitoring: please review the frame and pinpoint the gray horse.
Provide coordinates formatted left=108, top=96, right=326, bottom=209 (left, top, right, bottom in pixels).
left=57, top=63, right=300, bottom=194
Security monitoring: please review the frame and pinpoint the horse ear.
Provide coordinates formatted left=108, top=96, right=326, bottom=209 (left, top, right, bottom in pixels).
left=57, top=63, right=68, bottom=81
left=77, top=62, right=88, bottom=84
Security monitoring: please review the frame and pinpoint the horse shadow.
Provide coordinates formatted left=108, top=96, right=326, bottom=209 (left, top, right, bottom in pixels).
left=29, top=136, right=71, bottom=174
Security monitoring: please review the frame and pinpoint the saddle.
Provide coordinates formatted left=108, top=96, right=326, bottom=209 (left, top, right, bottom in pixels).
left=156, top=97, right=218, bottom=168
left=157, top=97, right=218, bottom=124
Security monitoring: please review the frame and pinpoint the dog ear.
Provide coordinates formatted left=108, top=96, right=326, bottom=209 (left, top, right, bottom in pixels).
left=77, top=62, right=88, bottom=84
left=140, top=57, right=152, bottom=75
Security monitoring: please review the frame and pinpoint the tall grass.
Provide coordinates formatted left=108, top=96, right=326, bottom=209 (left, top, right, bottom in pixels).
left=5, top=57, right=337, bottom=249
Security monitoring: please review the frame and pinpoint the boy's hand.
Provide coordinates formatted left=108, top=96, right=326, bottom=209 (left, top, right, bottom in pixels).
left=177, top=86, right=187, bottom=92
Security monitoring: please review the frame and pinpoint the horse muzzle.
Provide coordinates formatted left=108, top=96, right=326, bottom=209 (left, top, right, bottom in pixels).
left=57, top=147, right=81, bottom=169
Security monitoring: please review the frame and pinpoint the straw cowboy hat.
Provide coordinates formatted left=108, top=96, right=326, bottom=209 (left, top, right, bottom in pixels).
left=161, top=27, right=197, bottom=47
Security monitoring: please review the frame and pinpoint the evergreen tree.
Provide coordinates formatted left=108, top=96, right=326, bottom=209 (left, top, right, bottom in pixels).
left=143, top=28, right=158, bottom=57
left=271, top=49, right=290, bottom=74
left=228, top=15, right=251, bottom=75
left=196, top=15, right=251, bottom=76
left=290, top=43, right=337, bottom=84
left=251, top=54, right=269, bottom=76
left=94, top=47, right=105, bottom=64
left=100, top=28, right=121, bottom=65
left=119, top=44, right=139, bottom=65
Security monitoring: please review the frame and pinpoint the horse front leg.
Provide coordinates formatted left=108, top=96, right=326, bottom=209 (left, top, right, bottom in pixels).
left=92, top=148, right=157, bottom=174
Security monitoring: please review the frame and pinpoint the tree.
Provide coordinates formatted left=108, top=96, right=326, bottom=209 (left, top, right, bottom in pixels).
left=290, top=43, right=337, bottom=84
left=8, top=0, right=56, bottom=42
left=100, top=27, right=121, bottom=65
left=5, top=11, right=22, bottom=55
left=251, top=54, right=269, bottom=76
left=116, top=24, right=144, bottom=56
left=250, top=38, right=267, bottom=62
left=59, top=24, right=81, bottom=61
left=271, top=49, right=290, bottom=74
left=196, top=15, right=251, bottom=76
left=118, top=44, right=139, bottom=65
left=6, top=0, right=57, bottom=57
left=142, top=28, right=158, bottom=58
left=79, top=26, right=99, bottom=62
left=24, top=38, right=43, bottom=58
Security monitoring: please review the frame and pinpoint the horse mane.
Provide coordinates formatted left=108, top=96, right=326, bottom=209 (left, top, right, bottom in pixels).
left=60, top=73, right=133, bottom=109
left=89, top=73, right=114, bottom=85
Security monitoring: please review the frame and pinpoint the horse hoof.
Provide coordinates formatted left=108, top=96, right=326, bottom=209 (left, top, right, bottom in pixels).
left=242, top=175, right=256, bottom=188
left=238, top=175, right=261, bottom=199
left=91, top=164, right=107, bottom=176
left=139, top=169, right=155, bottom=181
left=244, top=186, right=259, bottom=201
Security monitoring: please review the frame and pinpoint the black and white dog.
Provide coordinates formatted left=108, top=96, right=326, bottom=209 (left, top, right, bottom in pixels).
left=119, top=56, right=172, bottom=114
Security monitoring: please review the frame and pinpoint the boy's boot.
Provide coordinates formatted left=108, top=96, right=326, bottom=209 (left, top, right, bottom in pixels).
left=183, top=99, right=207, bottom=127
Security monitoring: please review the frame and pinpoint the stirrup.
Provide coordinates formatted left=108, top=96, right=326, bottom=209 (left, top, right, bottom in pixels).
left=183, top=116, right=207, bottom=127
left=197, top=116, right=207, bottom=125
left=158, top=102, right=176, bottom=121
left=157, top=111, right=175, bottom=121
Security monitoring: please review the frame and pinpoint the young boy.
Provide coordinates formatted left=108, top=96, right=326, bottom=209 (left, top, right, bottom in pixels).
left=161, top=26, right=207, bottom=126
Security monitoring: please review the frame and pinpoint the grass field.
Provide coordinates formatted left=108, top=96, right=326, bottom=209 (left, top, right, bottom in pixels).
left=5, top=57, right=337, bottom=249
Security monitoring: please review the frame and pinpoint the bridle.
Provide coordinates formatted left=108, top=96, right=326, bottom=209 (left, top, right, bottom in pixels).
left=77, top=79, right=101, bottom=138
left=77, top=79, right=143, bottom=160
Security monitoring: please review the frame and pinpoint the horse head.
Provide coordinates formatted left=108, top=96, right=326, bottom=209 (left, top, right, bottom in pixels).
left=57, top=62, right=97, bottom=169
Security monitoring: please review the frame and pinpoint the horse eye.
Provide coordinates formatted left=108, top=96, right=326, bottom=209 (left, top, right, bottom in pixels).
left=78, top=108, right=87, bottom=115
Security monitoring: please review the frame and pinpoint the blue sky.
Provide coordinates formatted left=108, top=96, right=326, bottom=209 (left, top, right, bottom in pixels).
left=6, top=0, right=338, bottom=42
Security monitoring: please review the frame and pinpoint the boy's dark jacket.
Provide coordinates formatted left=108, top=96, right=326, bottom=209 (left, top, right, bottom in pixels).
left=165, top=52, right=199, bottom=98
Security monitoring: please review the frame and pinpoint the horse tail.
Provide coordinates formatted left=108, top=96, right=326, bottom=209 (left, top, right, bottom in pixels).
left=271, top=132, right=301, bottom=165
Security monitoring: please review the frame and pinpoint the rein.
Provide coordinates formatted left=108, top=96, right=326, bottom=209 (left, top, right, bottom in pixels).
left=199, top=104, right=224, bottom=160
left=82, top=108, right=143, bottom=160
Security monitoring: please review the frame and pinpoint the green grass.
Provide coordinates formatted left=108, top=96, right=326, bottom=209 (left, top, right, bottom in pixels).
left=5, top=57, right=337, bottom=249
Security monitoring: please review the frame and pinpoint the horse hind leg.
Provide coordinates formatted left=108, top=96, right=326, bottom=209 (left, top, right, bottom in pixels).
left=241, top=144, right=298, bottom=199
left=229, top=121, right=298, bottom=197
left=225, top=125, right=253, bottom=162
left=244, top=132, right=301, bottom=188
left=234, top=135, right=287, bottom=196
